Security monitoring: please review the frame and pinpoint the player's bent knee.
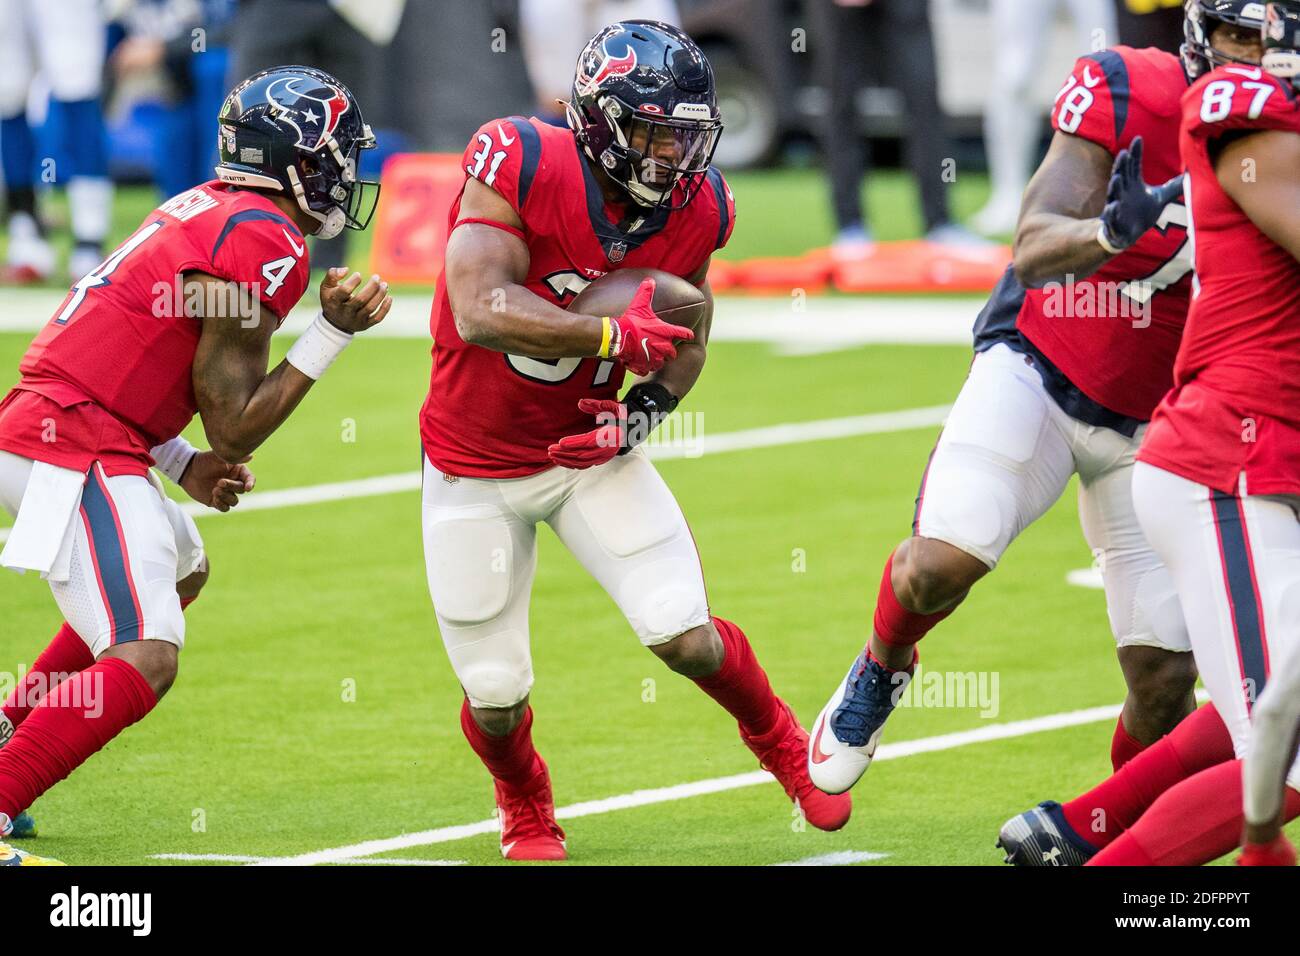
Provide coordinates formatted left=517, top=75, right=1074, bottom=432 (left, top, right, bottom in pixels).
left=1120, top=647, right=1197, bottom=724
left=458, top=661, right=532, bottom=711
left=650, top=622, right=723, bottom=678
left=100, top=639, right=179, bottom=700
left=469, top=698, right=528, bottom=737
left=895, top=537, right=987, bottom=613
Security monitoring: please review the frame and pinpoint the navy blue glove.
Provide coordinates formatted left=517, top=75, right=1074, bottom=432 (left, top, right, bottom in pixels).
left=1098, top=137, right=1185, bottom=254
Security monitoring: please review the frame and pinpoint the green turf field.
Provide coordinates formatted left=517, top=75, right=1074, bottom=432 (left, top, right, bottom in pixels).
left=1, top=171, right=1292, bottom=867
left=4, top=324, right=1286, bottom=867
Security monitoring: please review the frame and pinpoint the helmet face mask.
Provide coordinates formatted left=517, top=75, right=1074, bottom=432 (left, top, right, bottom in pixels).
left=1182, top=0, right=1270, bottom=78
left=566, top=21, right=723, bottom=211
left=215, top=65, right=380, bottom=239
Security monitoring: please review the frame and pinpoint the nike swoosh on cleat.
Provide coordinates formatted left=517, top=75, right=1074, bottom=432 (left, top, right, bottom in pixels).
left=810, top=714, right=836, bottom=764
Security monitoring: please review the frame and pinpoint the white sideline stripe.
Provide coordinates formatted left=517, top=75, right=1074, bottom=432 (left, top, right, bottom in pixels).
left=249, top=700, right=1128, bottom=867
left=151, top=852, right=465, bottom=866
left=0, top=290, right=981, bottom=346
left=773, top=850, right=889, bottom=866
left=0, top=404, right=950, bottom=542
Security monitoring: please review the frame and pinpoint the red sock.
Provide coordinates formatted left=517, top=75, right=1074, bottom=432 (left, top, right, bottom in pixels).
left=0, top=657, right=157, bottom=820
left=873, top=552, right=956, bottom=648
left=1089, top=762, right=1300, bottom=866
left=1, top=623, right=96, bottom=729
left=1110, top=715, right=1146, bottom=771
left=694, top=617, right=782, bottom=739
left=459, top=700, right=542, bottom=792
left=1062, top=703, right=1234, bottom=849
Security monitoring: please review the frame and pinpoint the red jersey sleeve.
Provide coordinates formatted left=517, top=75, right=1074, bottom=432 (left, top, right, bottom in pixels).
left=461, top=116, right=543, bottom=221
left=208, top=211, right=310, bottom=320
left=1051, top=50, right=1135, bottom=152
left=704, top=167, right=736, bottom=252
left=1184, top=67, right=1300, bottom=140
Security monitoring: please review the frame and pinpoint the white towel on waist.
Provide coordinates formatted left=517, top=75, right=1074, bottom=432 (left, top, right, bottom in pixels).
left=0, top=461, right=86, bottom=581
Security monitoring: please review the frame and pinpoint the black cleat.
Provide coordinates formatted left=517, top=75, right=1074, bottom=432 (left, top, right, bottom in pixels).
left=997, top=801, right=1097, bottom=866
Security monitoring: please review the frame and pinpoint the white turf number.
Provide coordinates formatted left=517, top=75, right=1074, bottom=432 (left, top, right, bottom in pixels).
left=1055, top=74, right=1096, bottom=135
left=1200, top=68, right=1276, bottom=123
left=466, top=132, right=508, bottom=187
left=504, top=271, right=615, bottom=386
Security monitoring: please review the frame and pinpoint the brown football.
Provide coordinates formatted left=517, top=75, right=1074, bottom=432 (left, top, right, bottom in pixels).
left=567, top=268, right=707, bottom=335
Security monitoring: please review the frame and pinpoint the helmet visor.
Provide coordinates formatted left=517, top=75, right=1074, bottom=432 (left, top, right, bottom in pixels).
left=625, top=113, right=722, bottom=194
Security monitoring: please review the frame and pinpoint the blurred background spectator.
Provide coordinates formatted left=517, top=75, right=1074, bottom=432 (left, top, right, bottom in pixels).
left=0, top=0, right=113, bottom=283
left=520, top=0, right=681, bottom=125
left=1112, top=0, right=1186, bottom=51
left=808, top=0, right=990, bottom=257
left=972, top=0, right=1116, bottom=236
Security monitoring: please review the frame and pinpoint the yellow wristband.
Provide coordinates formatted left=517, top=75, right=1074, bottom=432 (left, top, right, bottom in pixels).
left=599, top=316, right=613, bottom=358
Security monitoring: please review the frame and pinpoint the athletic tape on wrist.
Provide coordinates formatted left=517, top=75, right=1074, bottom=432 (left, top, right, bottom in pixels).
left=150, top=435, right=199, bottom=485
left=287, top=311, right=354, bottom=380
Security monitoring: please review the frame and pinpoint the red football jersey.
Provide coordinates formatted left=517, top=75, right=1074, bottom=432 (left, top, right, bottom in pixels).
left=987, top=47, right=1193, bottom=421
left=0, top=181, right=310, bottom=476
left=1138, top=67, right=1300, bottom=496
left=420, top=116, right=735, bottom=478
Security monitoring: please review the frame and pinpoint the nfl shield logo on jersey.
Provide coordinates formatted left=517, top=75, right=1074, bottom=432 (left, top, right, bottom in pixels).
left=608, top=241, right=627, bottom=263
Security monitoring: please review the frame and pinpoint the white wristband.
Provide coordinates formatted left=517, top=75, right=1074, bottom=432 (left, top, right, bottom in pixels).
left=1096, top=222, right=1126, bottom=256
left=150, top=436, right=198, bottom=485
left=286, top=311, right=354, bottom=380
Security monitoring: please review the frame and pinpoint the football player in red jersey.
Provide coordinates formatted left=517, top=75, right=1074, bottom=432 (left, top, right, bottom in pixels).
left=809, top=1, right=1275, bottom=798
left=420, top=21, right=850, bottom=860
left=999, top=2, right=1300, bottom=866
left=0, top=66, right=390, bottom=862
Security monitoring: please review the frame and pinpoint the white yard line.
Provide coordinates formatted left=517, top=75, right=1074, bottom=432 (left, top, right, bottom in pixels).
left=151, top=852, right=465, bottom=866
left=248, top=700, right=1127, bottom=866
left=0, top=290, right=980, bottom=347
left=773, top=850, right=889, bottom=866
left=0, top=404, right=950, bottom=543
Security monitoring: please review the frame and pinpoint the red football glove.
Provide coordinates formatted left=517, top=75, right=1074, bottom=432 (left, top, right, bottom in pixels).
left=602, top=277, right=694, bottom=377
left=547, top=399, right=627, bottom=470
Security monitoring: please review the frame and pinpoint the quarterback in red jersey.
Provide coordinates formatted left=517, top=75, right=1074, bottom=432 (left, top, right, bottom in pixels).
left=420, top=21, right=850, bottom=861
left=0, top=66, right=390, bottom=863
left=804, top=5, right=1274, bottom=798
left=998, top=3, right=1300, bottom=867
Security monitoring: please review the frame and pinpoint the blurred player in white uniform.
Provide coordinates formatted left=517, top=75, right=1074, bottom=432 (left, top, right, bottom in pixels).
left=519, top=0, right=679, bottom=122
left=0, top=0, right=114, bottom=283
left=973, top=0, right=1118, bottom=235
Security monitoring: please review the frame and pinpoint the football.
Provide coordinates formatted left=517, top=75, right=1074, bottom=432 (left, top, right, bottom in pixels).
left=567, top=267, right=708, bottom=336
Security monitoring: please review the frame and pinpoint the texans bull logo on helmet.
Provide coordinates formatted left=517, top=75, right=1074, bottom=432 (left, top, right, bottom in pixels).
left=576, top=33, right=639, bottom=96
left=265, top=75, right=351, bottom=152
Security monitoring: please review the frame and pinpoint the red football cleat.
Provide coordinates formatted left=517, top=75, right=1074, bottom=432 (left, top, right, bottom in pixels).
left=495, top=762, right=567, bottom=861
left=0, top=264, right=48, bottom=286
left=744, top=699, right=853, bottom=832
left=1237, top=835, right=1296, bottom=867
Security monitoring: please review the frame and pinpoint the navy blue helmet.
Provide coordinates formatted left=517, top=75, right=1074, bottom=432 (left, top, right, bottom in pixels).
left=215, top=65, right=379, bottom=239
left=1263, top=1, right=1300, bottom=87
left=1182, top=0, right=1270, bottom=77
left=565, top=21, right=723, bottom=210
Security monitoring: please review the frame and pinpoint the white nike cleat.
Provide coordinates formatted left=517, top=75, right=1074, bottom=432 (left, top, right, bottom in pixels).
left=807, top=650, right=911, bottom=795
